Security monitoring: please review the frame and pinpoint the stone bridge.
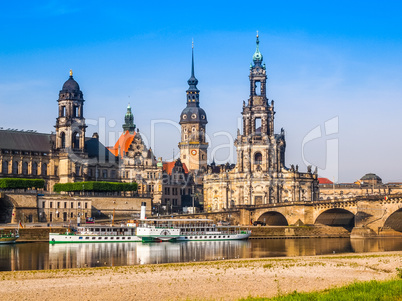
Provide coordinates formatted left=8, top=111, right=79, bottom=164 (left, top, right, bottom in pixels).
left=237, top=194, right=402, bottom=233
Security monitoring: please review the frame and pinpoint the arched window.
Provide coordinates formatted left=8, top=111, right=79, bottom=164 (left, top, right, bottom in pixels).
left=2, top=161, right=8, bottom=174
left=22, top=162, right=28, bottom=175
left=102, top=169, right=108, bottom=178
left=75, top=165, right=80, bottom=176
left=32, top=162, right=38, bottom=175
left=12, top=161, right=18, bottom=174
left=255, top=81, right=261, bottom=95
left=254, top=152, right=262, bottom=165
left=72, top=132, right=80, bottom=149
left=60, top=132, right=66, bottom=149
left=41, top=163, right=47, bottom=176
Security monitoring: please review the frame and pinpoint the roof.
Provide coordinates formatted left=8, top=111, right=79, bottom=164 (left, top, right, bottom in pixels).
left=180, top=106, right=207, bottom=124
left=85, top=137, right=117, bottom=161
left=163, top=160, right=189, bottom=175
left=0, top=130, right=54, bottom=152
left=107, top=130, right=136, bottom=158
left=62, top=75, right=80, bottom=92
left=318, top=177, right=333, bottom=184
left=361, top=173, right=382, bottom=181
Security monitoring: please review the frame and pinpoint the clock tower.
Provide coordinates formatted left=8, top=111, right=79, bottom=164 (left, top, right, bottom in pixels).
left=178, top=43, right=208, bottom=172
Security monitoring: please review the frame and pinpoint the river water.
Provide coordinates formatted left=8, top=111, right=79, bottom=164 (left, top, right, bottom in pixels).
left=1, top=238, right=402, bottom=271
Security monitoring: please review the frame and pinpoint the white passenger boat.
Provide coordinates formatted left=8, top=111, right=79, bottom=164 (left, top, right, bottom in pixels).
left=0, top=229, right=19, bottom=244
left=136, top=219, right=251, bottom=242
left=49, top=225, right=141, bottom=244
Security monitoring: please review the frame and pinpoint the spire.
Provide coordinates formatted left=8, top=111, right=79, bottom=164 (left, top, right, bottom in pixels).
left=191, top=38, right=195, bottom=78
left=252, top=31, right=263, bottom=67
left=186, top=39, right=200, bottom=105
left=69, top=69, right=73, bottom=77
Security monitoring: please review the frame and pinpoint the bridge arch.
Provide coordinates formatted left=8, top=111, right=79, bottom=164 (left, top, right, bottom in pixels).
left=315, top=208, right=355, bottom=230
left=256, top=211, right=288, bottom=226
left=383, top=208, right=402, bottom=232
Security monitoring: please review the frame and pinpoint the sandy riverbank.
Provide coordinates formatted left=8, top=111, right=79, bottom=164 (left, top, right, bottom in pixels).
left=0, top=251, right=401, bottom=301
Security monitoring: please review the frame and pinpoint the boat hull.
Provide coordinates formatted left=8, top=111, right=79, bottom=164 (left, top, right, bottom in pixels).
left=0, top=237, right=18, bottom=244
left=49, top=233, right=141, bottom=244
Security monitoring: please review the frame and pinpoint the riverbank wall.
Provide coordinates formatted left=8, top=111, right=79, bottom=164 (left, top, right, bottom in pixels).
left=13, top=227, right=66, bottom=242
left=244, top=225, right=350, bottom=239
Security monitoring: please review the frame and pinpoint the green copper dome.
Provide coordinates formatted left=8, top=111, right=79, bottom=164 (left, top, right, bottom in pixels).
left=252, top=34, right=263, bottom=63
left=123, top=103, right=136, bottom=134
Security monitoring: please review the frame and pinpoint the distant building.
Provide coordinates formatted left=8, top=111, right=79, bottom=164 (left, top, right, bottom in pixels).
left=359, top=173, right=382, bottom=185
left=319, top=173, right=401, bottom=200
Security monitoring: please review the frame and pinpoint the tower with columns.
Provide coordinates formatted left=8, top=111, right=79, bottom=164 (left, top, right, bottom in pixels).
left=203, top=34, right=318, bottom=212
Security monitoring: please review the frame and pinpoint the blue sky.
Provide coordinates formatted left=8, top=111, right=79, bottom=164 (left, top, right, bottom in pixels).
left=1, top=1, right=402, bottom=183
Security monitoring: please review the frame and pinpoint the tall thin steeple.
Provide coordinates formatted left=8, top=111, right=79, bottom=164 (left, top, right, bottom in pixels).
left=186, top=40, right=200, bottom=105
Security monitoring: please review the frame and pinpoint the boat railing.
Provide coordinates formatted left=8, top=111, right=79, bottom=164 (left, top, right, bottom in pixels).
left=139, top=223, right=214, bottom=229
left=77, top=231, right=135, bottom=236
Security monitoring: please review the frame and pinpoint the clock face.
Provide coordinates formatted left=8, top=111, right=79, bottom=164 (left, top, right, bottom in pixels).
left=191, top=149, right=197, bottom=156
left=191, top=113, right=197, bottom=119
left=183, top=114, right=187, bottom=119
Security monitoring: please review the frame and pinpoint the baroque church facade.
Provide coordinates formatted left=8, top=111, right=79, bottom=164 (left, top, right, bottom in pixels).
left=203, top=35, right=319, bottom=210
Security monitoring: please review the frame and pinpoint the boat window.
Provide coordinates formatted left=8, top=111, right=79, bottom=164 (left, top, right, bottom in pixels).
left=92, top=237, right=96, bottom=240
left=185, top=237, right=188, bottom=239
left=98, top=237, right=102, bottom=240
left=104, top=237, right=108, bottom=239
left=79, top=237, right=83, bottom=239
left=101, top=228, right=105, bottom=232
left=122, top=237, right=125, bottom=240
left=111, top=237, right=114, bottom=240
left=127, top=237, right=131, bottom=239
left=218, top=236, right=221, bottom=238
left=85, top=237, right=89, bottom=240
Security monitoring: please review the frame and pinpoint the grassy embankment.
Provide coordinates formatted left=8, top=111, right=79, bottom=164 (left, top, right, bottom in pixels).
left=241, top=269, right=402, bottom=301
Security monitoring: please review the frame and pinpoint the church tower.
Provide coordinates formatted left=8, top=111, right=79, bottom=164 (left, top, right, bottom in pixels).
left=179, top=43, right=208, bottom=172
left=55, top=70, right=87, bottom=183
left=55, top=70, right=86, bottom=152
left=122, top=103, right=136, bottom=134
left=235, top=34, right=286, bottom=174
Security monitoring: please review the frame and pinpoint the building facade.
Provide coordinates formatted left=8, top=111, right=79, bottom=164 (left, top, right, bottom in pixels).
left=203, top=35, right=319, bottom=211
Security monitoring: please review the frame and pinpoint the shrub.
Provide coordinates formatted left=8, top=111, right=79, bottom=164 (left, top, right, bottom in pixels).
left=0, top=178, right=45, bottom=189
left=53, top=181, right=137, bottom=192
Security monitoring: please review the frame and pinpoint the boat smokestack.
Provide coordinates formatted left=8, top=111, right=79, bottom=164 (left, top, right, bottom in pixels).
left=140, top=202, right=146, bottom=220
